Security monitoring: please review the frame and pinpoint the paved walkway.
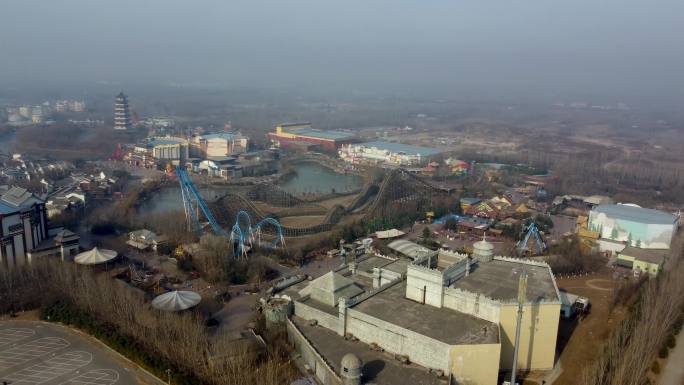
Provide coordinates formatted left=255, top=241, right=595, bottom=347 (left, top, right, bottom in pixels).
left=0, top=321, right=166, bottom=385
left=659, top=331, right=684, bottom=385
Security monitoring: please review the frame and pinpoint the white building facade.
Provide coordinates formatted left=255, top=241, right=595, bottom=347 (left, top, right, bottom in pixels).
left=338, top=141, right=440, bottom=166
left=0, top=187, right=49, bottom=268
left=193, top=133, right=249, bottom=158
left=588, top=204, right=678, bottom=249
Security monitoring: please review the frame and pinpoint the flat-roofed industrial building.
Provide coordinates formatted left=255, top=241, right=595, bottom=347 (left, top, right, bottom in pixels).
left=269, top=122, right=357, bottom=151
left=339, top=140, right=442, bottom=166
left=279, top=240, right=561, bottom=385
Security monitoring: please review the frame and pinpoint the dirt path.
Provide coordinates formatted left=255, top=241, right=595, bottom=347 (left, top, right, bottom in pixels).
left=585, top=279, right=613, bottom=291
left=553, top=271, right=628, bottom=385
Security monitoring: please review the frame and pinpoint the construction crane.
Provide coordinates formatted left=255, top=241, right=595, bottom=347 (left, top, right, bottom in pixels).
left=516, top=222, right=546, bottom=256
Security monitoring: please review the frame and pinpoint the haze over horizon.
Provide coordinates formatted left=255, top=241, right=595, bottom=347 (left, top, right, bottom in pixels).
left=1, top=0, right=683, bottom=106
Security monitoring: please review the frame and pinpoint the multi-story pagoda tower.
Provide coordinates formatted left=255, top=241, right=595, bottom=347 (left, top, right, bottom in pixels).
left=114, top=92, right=132, bottom=130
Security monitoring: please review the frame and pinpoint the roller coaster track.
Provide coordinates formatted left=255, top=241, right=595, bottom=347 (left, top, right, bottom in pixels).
left=245, top=183, right=304, bottom=207
left=176, top=167, right=284, bottom=257
left=363, top=168, right=451, bottom=220
left=211, top=193, right=340, bottom=237
left=181, top=166, right=451, bottom=239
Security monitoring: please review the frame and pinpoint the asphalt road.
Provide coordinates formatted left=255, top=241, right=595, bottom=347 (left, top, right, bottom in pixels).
left=0, top=321, right=164, bottom=385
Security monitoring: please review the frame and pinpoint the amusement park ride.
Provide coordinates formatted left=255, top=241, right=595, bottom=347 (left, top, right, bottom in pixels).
left=175, top=166, right=285, bottom=259
left=516, top=221, right=547, bottom=256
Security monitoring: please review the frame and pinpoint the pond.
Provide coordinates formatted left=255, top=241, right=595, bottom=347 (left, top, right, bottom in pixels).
left=139, top=161, right=363, bottom=216
left=138, top=186, right=234, bottom=215
left=279, top=162, right=362, bottom=196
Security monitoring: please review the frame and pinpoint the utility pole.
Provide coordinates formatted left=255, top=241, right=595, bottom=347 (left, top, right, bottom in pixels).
left=510, top=272, right=528, bottom=385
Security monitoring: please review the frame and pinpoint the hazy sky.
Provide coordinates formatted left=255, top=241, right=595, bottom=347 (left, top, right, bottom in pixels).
left=1, top=0, right=683, bottom=104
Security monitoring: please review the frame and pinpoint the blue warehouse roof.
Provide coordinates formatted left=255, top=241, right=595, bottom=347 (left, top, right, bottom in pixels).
left=200, top=133, right=246, bottom=140
left=290, top=127, right=356, bottom=141
left=593, top=204, right=677, bottom=225
left=357, top=141, right=441, bottom=156
left=148, top=137, right=186, bottom=146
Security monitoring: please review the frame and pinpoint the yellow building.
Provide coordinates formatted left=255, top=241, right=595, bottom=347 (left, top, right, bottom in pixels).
left=499, top=302, right=560, bottom=370
left=450, top=256, right=561, bottom=372
left=616, top=246, right=667, bottom=276
left=450, top=342, right=502, bottom=385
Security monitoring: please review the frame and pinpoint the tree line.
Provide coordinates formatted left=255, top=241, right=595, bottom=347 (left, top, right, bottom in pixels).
left=581, top=259, right=684, bottom=385
left=0, top=260, right=297, bottom=385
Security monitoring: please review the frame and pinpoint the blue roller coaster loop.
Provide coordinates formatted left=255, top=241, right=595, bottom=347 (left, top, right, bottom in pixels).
left=176, top=167, right=284, bottom=258
left=254, top=217, right=285, bottom=249
left=230, top=210, right=254, bottom=258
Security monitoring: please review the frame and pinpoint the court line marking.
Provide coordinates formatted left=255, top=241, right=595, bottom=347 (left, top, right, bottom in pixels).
left=3, top=350, right=93, bottom=385
left=0, top=337, right=70, bottom=371
left=58, top=369, right=120, bottom=385
left=0, top=328, right=36, bottom=347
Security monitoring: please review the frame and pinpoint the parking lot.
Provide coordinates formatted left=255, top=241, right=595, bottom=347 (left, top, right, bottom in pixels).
left=0, top=321, right=162, bottom=385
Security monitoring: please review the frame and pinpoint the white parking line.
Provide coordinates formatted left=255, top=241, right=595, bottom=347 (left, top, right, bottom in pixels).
left=0, top=337, right=70, bottom=371
left=58, top=369, right=120, bottom=385
left=3, top=350, right=93, bottom=385
left=0, top=328, right=36, bottom=347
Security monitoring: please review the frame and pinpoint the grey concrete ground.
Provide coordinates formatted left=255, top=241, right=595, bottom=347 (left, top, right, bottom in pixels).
left=659, top=331, right=684, bottom=385
left=0, top=321, right=164, bottom=385
left=214, top=293, right=259, bottom=336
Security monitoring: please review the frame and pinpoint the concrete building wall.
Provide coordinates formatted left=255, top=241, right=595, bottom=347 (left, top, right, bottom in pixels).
left=442, top=287, right=501, bottom=324
left=406, top=264, right=444, bottom=307
left=294, top=300, right=341, bottom=332
left=376, top=268, right=402, bottom=288
left=442, top=258, right=468, bottom=286
left=287, top=319, right=342, bottom=385
left=597, top=239, right=626, bottom=254
left=498, top=302, right=560, bottom=371
left=152, top=143, right=188, bottom=162
left=346, top=307, right=452, bottom=373
left=450, top=342, right=501, bottom=385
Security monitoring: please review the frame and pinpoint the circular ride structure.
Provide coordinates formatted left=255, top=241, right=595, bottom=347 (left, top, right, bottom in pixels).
left=176, top=167, right=285, bottom=259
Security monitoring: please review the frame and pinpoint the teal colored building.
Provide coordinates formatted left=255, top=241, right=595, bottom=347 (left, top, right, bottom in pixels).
left=588, top=204, right=677, bottom=250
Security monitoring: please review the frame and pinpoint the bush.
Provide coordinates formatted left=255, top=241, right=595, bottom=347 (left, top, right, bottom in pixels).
left=674, top=316, right=683, bottom=335
left=666, top=334, right=676, bottom=349
left=91, top=222, right=117, bottom=235
left=651, top=361, right=660, bottom=374
left=177, top=255, right=193, bottom=271
left=658, top=346, right=669, bottom=359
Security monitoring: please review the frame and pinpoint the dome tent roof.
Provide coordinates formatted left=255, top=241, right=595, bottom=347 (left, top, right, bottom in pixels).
left=152, top=290, right=201, bottom=311
left=74, top=247, right=117, bottom=265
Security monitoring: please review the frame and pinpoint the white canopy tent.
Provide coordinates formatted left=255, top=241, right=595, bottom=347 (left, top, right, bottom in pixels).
left=152, top=290, right=202, bottom=312
left=74, top=247, right=118, bottom=265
